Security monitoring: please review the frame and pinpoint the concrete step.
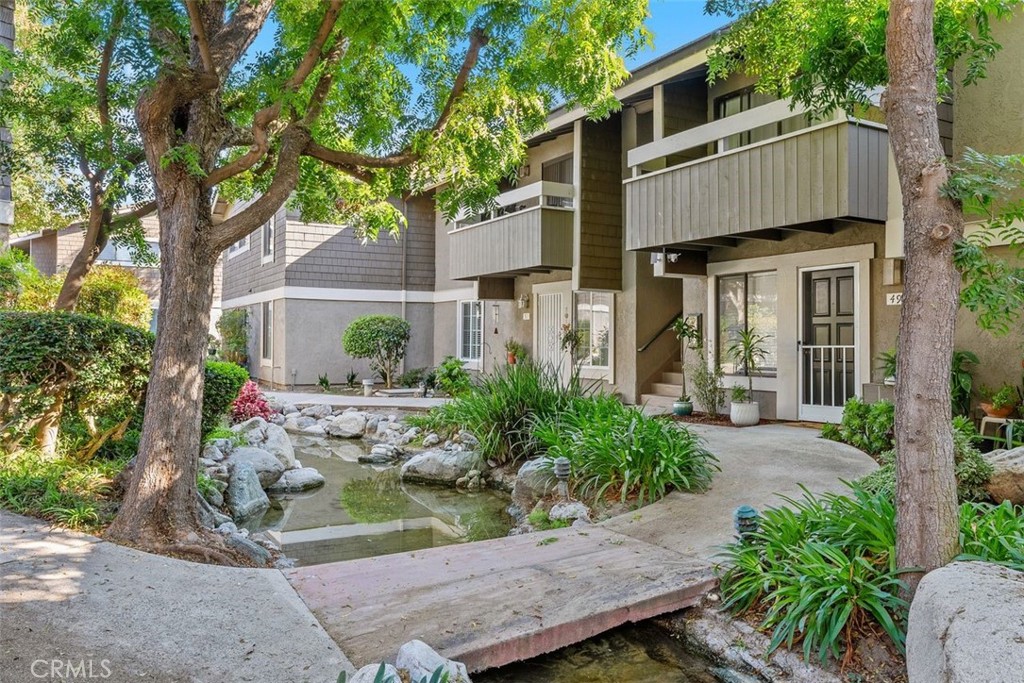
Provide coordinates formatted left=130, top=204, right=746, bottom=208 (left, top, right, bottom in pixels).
left=650, top=382, right=683, bottom=397
left=662, top=371, right=684, bottom=384
left=671, top=361, right=683, bottom=372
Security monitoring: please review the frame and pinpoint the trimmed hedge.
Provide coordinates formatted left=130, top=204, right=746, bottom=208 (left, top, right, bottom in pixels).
left=0, top=311, right=153, bottom=448
left=202, top=361, right=250, bottom=438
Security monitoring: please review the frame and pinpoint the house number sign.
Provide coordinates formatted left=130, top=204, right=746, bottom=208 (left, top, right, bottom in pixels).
left=886, top=293, right=903, bottom=306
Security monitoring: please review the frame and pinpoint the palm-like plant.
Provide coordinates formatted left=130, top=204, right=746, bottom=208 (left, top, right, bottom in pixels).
left=727, top=328, right=770, bottom=401
left=671, top=316, right=700, bottom=401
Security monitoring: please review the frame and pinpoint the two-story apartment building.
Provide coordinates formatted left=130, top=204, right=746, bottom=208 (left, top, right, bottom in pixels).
left=224, top=13, right=1021, bottom=412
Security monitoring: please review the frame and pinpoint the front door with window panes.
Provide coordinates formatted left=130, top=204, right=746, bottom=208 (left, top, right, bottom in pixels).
left=799, top=267, right=856, bottom=421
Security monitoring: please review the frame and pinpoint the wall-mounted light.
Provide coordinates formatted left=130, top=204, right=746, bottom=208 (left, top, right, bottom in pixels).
left=517, top=294, right=530, bottom=310
left=667, top=252, right=680, bottom=263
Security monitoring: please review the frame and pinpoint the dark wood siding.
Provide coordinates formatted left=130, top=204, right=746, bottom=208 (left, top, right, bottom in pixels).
left=575, top=115, right=623, bottom=291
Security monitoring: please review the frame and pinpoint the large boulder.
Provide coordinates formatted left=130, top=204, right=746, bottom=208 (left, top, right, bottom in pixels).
left=224, top=532, right=272, bottom=566
left=300, top=404, right=333, bottom=419
left=982, top=446, right=1024, bottom=505
left=233, top=417, right=297, bottom=469
left=225, top=462, right=271, bottom=521
left=401, top=449, right=484, bottom=485
left=395, top=640, right=471, bottom=683
left=225, top=447, right=285, bottom=488
left=512, top=458, right=556, bottom=511
left=349, top=664, right=400, bottom=683
left=266, top=467, right=326, bottom=494
left=326, top=412, right=368, bottom=438
left=907, top=562, right=1024, bottom=683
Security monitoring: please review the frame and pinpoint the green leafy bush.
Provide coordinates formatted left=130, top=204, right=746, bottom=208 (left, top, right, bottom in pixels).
left=0, top=311, right=153, bottom=453
left=202, top=361, right=249, bottom=438
left=857, top=416, right=994, bottom=502
left=409, top=362, right=568, bottom=464
left=689, top=347, right=724, bottom=415
left=718, top=484, right=1024, bottom=665
left=341, top=315, right=411, bottom=388
left=397, top=367, right=428, bottom=388
left=533, top=395, right=718, bottom=505
left=217, top=308, right=249, bottom=364
left=434, top=356, right=472, bottom=396
left=820, top=397, right=894, bottom=456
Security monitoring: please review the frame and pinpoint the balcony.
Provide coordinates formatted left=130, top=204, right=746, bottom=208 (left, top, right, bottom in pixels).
left=449, top=181, right=575, bottom=281
left=624, top=99, right=889, bottom=251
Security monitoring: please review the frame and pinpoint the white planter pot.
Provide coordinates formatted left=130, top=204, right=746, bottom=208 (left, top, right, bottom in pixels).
left=730, top=401, right=760, bottom=427
left=362, top=379, right=375, bottom=397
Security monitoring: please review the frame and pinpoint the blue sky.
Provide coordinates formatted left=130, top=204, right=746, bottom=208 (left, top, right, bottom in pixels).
left=633, top=0, right=730, bottom=67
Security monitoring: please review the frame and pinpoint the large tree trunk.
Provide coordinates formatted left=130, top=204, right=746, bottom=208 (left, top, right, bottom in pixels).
left=105, top=180, right=218, bottom=553
left=54, top=205, right=111, bottom=311
left=886, top=0, right=963, bottom=596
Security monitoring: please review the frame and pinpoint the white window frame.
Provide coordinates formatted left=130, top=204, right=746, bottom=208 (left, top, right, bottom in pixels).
left=96, top=240, right=161, bottom=267
left=228, top=234, right=249, bottom=259
left=261, top=300, right=274, bottom=365
left=457, top=300, right=483, bottom=369
left=573, top=290, right=614, bottom=381
left=261, top=216, right=275, bottom=264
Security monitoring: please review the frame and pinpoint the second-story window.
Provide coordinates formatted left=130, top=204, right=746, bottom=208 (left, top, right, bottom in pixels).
left=714, top=88, right=808, bottom=152
left=541, top=156, right=573, bottom=208
left=97, top=240, right=161, bottom=266
left=261, top=216, right=275, bottom=263
left=458, top=300, right=483, bottom=364
left=228, top=235, right=249, bottom=258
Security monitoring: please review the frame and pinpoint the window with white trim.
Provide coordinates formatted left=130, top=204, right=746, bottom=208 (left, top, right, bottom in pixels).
left=97, top=240, right=160, bottom=266
left=261, top=300, right=273, bottom=362
left=574, top=291, right=612, bottom=369
left=717, top=271, right=778, bottom=374
left=227, top=234, right=249, bottom=258
left=261, top=216, right=274, bottom=263
left=458, top=300, right=483, bottom=362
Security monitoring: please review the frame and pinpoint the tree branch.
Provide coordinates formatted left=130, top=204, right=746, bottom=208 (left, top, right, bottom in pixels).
left=185, top=0, right=217, bottom=80
left=302, top=28, right=487, bottom=170
left=209, top=0, right=276, bottom=73
left=97, top=3, right=126, bottom=133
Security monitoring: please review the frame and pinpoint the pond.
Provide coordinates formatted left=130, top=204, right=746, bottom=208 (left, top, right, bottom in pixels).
left=475, top=623, right=720, bottom=683
left=252, top=435, right=514, bottom=566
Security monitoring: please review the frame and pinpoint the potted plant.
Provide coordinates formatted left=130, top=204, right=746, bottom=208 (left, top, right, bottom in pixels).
left=505, top=339, right=526, bottom=365
left=671, top=316, right=700, bottom=416
left=727, top=328, right=769, bottom=427
left=877, top=349, right=897, bottom=386
left=980, top=384, right=1018, bottom=419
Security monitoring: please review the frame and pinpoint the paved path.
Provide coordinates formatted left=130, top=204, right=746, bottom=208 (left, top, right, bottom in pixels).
left=267, top=390, right=447, bottom=411
left=1, top=423, right=875, bottom=680
left=0, top=511, right=354, bottom=683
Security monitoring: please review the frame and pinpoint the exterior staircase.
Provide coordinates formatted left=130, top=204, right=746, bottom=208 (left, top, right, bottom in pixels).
left=640, top=361, right=685, bottom=414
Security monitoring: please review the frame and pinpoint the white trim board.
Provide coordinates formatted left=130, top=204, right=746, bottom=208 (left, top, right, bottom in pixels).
left=221, top=285, right=476, bottom=309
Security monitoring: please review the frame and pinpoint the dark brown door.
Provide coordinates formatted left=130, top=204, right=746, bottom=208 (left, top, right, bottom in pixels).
left=801, top=267, right=856, bottom=412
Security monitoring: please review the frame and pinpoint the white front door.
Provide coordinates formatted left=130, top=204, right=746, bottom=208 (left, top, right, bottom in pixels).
left=533, top=282, right=572, bottom=382
left=798, top=265, right=859, bottom=422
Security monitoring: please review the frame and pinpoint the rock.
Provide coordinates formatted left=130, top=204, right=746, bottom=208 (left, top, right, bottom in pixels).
left=233, top=415, right=270, bottom=435
left=401, top=449, right=484, bottom=485
left=225, top=447, right=285, bottom=488
left=266, top=467, right=326, bottom=494
left=359, top=443, right=402, bottom=464
left=284, top=415, right=316, bottom=432
left=215, top=522, right=238, bottom=535
left=268, top=413, right=285, bottom=426
left=422, top=433, right=441, bottom=448
left=487, top=467, right=516, bottom=493
left=202, top=444, right=225, bottom=462
left=395, top=640, right=471, bottom=683
left=982, top=446, right=1024, bottom=505
left=571, top=517, right=592, bottom=529
left=300, top=404, right=333, bottom=419
left=365, top=415, right=381, bottom=434
left=281, top=403, right=298, bottom=415
left=196, top=493, right=219, bottom=529
left=226, top=462, right=271, bottom=521
left=202, top=486, right=224, bottom=509
left=376, top=419, right=391, bottom=436
left=457, top=430, right=479, bottom=448
left=208, top=465, right=230, bottom=482
left=327, top=412, right=367, bottom=438
left=349, top=664, right=401, bottom=683
left=907, top=562, right=1024, bottom=683
left=259, top=423, right=297, bottom=469
left=549, top=501, right=591, bottom=522
left=224, top=532, right=272, bottom=566
left=267, top=399, right=285, bottom=413
left=405, top=426, right=421, bottom=438
left=301, top=424, right=327, bottom=437
left=274, top=557, right=297, bottom=569
left=208, top=438, right=235, bottom=454
left=198, top=457, right=218, bottom=468
left=511, top=459, right=556, bottom=511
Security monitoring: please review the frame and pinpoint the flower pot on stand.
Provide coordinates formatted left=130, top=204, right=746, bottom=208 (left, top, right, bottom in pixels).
left=507, top=352, right=517, bottom=365
left=730, top=401, right=760, bottom=427
left=980, top=402, right=1014, bottom=419
left=673, top=399, right=693, bottom=417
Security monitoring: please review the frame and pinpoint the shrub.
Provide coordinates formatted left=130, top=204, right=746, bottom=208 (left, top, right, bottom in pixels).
left=434, top=356, right=472, bottom=396
left=858, top=416, right=994, bottom=502
left=821, top=397, right=894, bottom=456
left=533, top=395, right=718, bottom=505
left=689, top=347, right=724, bottom=415
left=718, top=484, right=1024, bottom=665
left=409, top=362, right=567, bottom=464
left=0, top=311, right=152, bottom=454
left=76, top=266, right=153, bottom=329
left=397, top=367, right=428, bottom=388
left=202, top=361, right=249, bottom=437
left=217, top=309, right=249, bottom=364
left=230, top=380, right=272, bottom=423
left=342, top=315, right=411, bottom=388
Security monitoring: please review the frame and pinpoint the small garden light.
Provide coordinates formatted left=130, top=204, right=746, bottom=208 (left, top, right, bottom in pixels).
left=553, top=456, right=571, bottom=501
left=733, top=505, right=760, bottom=541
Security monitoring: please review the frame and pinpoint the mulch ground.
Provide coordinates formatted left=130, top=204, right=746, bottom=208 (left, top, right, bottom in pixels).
left=661, top=412, right=783, bottom=428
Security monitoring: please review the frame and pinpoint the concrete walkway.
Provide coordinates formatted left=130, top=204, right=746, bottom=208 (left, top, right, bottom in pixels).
left=0, top=423, right=875, bottom=681
left=0, top=511, right=354, bottom=683
left=267, top=390, right=447, bottom=411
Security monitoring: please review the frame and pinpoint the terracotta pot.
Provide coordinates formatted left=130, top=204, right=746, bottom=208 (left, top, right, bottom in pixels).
left=980, top=402, right=1015, bottom=419
left=507, top=353, right=517, bottom=365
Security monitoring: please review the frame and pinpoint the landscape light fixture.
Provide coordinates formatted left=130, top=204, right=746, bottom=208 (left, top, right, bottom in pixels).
left=733, top=505, right=760, bottom=541
left=553, top=456, right=571, bottom=501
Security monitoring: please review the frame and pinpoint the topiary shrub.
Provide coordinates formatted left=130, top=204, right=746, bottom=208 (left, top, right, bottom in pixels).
left=202, top=361, right=249, bottom=437
left=341, top=314, right=411, bottom=388
left=0, top=311, right=153, bottom=455
left=821, top=397, right=894, bottom=456
left=230, top=380, right=272, bottom=423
